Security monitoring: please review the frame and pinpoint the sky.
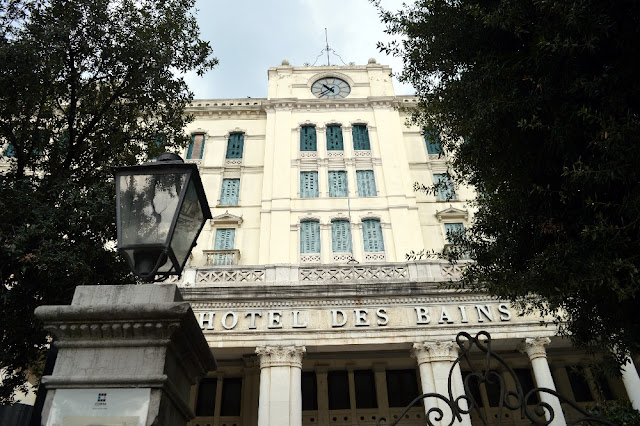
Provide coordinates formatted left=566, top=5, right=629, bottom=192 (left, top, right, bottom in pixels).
left=184, top=0, right=414, bottom=100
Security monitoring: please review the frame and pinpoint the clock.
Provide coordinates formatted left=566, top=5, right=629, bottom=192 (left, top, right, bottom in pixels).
left=311, top=77, right=351, bottom=99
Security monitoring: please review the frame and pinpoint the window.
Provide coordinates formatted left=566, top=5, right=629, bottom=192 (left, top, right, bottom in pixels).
left=300, top=126, right=317, bottom=151
left=444, top=222, right=464, bottom=243
left=196, top=377, right=217, bottom=416
left=300, top=171, right=319, bottom=198
left=3, top=143, right=15, bottom=157
left=302, top=372, right=318, bottom=411
left=352, top=124, right=370, bottom=150
left=226, top=133, right=244, bottom=159
left=331, top=220, right=352, bottom=253
left=386, top=369, right=419, bottom=408
left=213, top=228, right=236, bottom=265
left=433, top=173, right=456, bottom=200
left=220, top=178, right=240, bottom=205
left=300, top=221, right=320, bottom=254
left=327, top=371, right=350, bottom=410
left=214, top=229, right=235, bottom=251
left=356, top=170, right=377, bottom=197
left=187, top=133, right=205, bottom=159
left=424, top=129, right=443, bottom=155
left=326, top=125, right=343, bottom=150
left=328, top=171, right=347, bottom=197
left=220, top=378, right=242, bottom=416
left=354, top=370, right=377, bottom=409
left=566, top=366, right=593, bottom=402
left=362, top=219, right=384, bottom=252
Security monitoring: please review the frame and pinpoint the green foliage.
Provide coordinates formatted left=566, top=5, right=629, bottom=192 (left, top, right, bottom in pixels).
left=0, top=0, right=215, bottom=402
left=593, top=400, right=640, bottom=426
left=374, top=0, right=640, bottom=360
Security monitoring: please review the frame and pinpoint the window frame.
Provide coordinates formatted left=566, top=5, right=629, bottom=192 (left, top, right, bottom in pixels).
left=219, top=178, right=240, bottom=206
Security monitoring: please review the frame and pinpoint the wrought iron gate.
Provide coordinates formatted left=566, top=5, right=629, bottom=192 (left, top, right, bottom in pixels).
left=376, top=331, right=615, bottom=426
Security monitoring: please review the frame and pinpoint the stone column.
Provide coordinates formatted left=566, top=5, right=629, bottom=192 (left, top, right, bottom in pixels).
left=621, top=357, right=640, bottom=410
left=35, top=284, right=217, bottom=426
left=412, top=341, right=471, bottom=426
left=256, top=345, right=306, bottom=426
left=518, top=337, right=566, bottom=426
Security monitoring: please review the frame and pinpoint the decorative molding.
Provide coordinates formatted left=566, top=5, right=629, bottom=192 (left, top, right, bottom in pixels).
left=518, top=337, right=551, bottom=360
left=411, top=342, right=432, bottom=365
left=256, top=345, right=306, bottom=369
left=211, top=211, right=243, bottom=226
left=423, top=340, right=458, bottom=362
left=436, top=206, right=469, bottom=221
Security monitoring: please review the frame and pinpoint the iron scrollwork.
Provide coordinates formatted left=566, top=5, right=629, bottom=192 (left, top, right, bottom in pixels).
left=377, top=331, right=615, bottom=426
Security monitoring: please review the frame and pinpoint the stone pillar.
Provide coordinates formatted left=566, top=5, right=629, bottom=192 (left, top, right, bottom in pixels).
left=35, top=284, right=217, bottom=426
left=621, top=357, right=640, bottom=410
left=518, top=337, right=566, bottom=426
left=256, top=345, right=306, bottom=426
left=412, top=341, right=471, bottom=426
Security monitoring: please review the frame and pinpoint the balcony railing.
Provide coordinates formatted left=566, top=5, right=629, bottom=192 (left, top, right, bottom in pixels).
left=175, top=260, right=473, bottom=287
left=203, top=249, right=240, bottom=266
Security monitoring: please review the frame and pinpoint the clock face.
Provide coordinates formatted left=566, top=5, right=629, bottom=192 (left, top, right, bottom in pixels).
left=311, top=77, right=351, bottom=99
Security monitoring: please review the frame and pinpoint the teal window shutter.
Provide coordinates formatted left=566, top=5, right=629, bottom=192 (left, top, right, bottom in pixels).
left=328, top=171, right=348, bottom=197
left=352, top=125, right=370, bottom=150
left=4, top=143, right=15, bottom=157
left=424, top=130, right=443, bottom=155
left=356, top=170, right=376, bottom=197
left=362, top=219, right=384, bottom=252
left=300, top=171, right=319, bottom=198
left=186, top=135, right=195, bottom=159
left=300, top=126, right=317, bottom=151
left=214, top=228, right=236, bottom=250
left=444, top=223, right=464, bottom=243
left=220, top=178, right=240, bottom=205
left=186, top=134, right=205, bottom=159
left=226, top=133, right=244, bottom=159
left=433, top=173, right=456, bottom=200
left=331, top=220, right=352, bottom=253
left=300, top=221, right=320, bottom=253
left=326, top=125, right=343, bottom=150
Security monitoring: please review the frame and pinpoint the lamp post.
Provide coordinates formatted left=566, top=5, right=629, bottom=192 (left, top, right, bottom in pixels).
left=35, top=152, right=216, bottom=425
left=113, top=152, right=212, bottom=281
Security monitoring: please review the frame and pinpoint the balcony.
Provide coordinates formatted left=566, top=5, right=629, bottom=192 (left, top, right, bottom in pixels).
left=203, top=249, right=241, bottom=266
left=174, top=260, right=472, bottom=287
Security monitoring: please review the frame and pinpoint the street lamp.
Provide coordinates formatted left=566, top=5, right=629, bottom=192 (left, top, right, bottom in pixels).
left=114, top=152, right=212, bottom=281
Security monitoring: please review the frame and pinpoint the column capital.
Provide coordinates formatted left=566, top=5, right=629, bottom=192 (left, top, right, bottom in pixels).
left=518, top=337, right=551, bottom=360
left=256, top=345, right=306, bottom=369
left=413, top=340, right=457, bottom=363
left=411, top=342, right=432, bottom=365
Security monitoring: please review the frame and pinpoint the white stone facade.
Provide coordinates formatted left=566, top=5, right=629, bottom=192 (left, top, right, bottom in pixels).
left=173, top=63, right=637, bottom=425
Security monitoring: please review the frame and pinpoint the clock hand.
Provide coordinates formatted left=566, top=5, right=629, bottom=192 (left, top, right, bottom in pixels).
left=322, top=84, right=335, bottom=93
left=319, top=88, right=332, bottom=97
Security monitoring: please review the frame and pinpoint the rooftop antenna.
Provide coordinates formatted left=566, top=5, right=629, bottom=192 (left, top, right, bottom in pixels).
left=304, top=29, right=354, bottom=67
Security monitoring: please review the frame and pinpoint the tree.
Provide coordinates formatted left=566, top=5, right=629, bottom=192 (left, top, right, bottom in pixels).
left=374, top=0, right=640, bottom=362
left=0, top=0, right=216, bottom=402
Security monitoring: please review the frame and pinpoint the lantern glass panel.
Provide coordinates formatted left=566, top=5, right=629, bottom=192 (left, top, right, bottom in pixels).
left=117, top=172, right=187, bottom=247
left=169, top=179, right=205, bottom=269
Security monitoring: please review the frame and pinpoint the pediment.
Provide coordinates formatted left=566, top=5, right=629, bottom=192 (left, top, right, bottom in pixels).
left=435, top=206, right=469, bottom=221
left=211, top=211, right=243, bottom=226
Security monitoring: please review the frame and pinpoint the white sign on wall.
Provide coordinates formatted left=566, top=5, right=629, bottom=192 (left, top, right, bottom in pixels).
left=46, top=388, right=150, bottom=426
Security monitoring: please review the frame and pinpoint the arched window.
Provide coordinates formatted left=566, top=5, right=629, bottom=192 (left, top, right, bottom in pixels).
left=300, top=126, right=317, bottom=151
left=352, top=124, right=370, bottom=150
left=300, top=221, right=321, bottom=254
left=326, top=125, right=343, bottom=150
left=187, top=133, right=205, bottom=159
left=331, top=220, right=352, bottom=253
left=226, top=133, right=244, bottom=159
left=362, top=219, right=384, bottom=252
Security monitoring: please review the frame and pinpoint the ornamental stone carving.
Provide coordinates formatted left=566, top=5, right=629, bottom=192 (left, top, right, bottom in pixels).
left=518, top=337, right=551, bottom=361
left=256, top=345, right=306, bottom=369
left=413, top=340, right=458, bottom=363
left=411, top=342, right=432, bottom=365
